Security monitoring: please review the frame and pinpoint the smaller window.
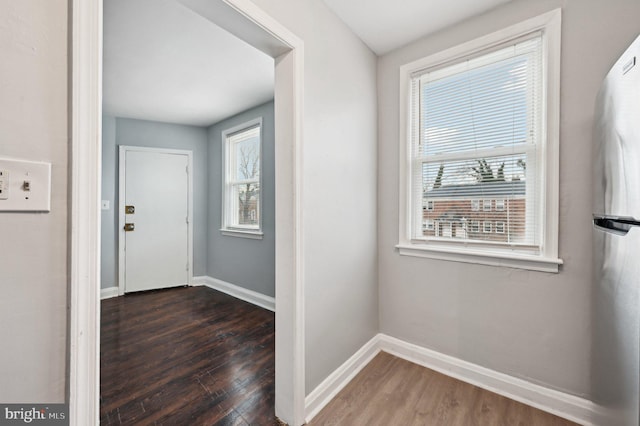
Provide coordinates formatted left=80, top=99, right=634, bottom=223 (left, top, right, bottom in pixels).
left=483, top=221, right=492, bottom=233
left=426, top=200, right=434, bottom=211
left=470, top=221, right=480, bottom=233
left=442, top=222, right=452, bottom=238
left=495, top=199, right=505, bottom=211
left=423, top=219, right=435, bottom=231
left=222, top=119, right=263, bottom=237
left=483, top=199, right=492, bottom=212
left=495, top=222, right=505, bottom=234
left=471, top=200, right=480, bottom=211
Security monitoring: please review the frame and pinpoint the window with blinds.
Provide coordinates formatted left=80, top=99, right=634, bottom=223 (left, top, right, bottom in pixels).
left=223, top=120, right=262, bottom=233
left=408, top=34, right=543, bottom=250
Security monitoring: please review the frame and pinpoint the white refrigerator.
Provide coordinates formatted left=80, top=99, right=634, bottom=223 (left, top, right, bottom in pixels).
left=593, top=35, right=640, bottom=426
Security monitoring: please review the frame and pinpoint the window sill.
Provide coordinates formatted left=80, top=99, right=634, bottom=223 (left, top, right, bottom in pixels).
left=220, top=229, right=264, bottom=240
left=395, top=243, right=563, bottom=273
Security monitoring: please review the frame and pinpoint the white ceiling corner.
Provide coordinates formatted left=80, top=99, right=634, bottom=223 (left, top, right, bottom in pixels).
left=322, top=0, right=514, bottom=55
left=103, top=0, right=274, bottom=127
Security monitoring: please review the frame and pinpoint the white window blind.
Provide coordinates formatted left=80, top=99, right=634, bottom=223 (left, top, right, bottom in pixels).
left=410, top=34, right=543, bottom=250
left=224, top=124, right=261, bottom=231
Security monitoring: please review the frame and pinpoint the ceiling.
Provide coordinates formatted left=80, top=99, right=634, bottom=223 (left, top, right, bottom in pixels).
left=103, top=0, right=274, bottom=127
left=104, top=0, right=514, bottom=126
left=322, top=0, right=513, bottom=55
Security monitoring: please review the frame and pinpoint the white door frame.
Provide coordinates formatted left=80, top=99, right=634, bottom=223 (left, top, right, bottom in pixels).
left=69, top=1, right=306, bottom=425
left=118, top=146, right=194, bottom=295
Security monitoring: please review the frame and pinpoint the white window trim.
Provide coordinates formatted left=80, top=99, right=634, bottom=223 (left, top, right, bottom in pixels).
left=397, top=9, right=563, bottom=273
left=221, top=117, right=264, bottom=239
left=483, top=221, right=493, bottom=233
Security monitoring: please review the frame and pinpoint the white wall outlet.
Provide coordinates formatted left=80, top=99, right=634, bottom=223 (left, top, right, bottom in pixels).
left=0, top=158, right=51, bottom=212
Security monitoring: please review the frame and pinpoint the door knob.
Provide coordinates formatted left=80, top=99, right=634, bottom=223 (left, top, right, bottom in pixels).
left=124, top=223, right=135, bottom=232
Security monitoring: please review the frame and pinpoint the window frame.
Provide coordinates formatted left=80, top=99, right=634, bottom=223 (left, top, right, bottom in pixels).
left=221, top=117, right=264, bottom=239
left=423, top=219, right=435, bottom=231
left=396, top=9, right=563, bottom=273
left=483, top=221, right=493, bottom=234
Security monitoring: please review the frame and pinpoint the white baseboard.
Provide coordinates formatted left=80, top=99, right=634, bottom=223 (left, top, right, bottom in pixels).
left=192, top=276, right=275, bottom=312
left=100, top=286, right=119, bottom=300
left=378, top=334, right=598, bottom=426
left=304, top=333, right=599, bottom=425
left=304, top=335, right=381, bottom=423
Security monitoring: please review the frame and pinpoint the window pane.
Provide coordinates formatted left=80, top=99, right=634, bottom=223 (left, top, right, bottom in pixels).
left=419, top=154, right=534, bottom=245
left=231, top=182, right=260, bottom=226
left=232, top=132, right=260, bottom=181
left=417, top=38, right=541, bottom=158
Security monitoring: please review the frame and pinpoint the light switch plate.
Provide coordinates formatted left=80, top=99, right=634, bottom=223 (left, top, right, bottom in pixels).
left=0, top=158, right=51, bottom=212
left=0, top=170, right=9, bottom=200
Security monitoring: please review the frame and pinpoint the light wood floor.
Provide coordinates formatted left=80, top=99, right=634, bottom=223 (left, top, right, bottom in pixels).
left=309, top=352, right=578, bottom=426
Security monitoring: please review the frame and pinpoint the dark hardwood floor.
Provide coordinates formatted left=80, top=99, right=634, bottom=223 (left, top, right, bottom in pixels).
left=100, top=286, right=280, bottom=425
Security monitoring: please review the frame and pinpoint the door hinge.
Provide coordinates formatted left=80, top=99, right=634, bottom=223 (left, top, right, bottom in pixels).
left=186, top=262, right=190, bottom=271
left=186, top=165, right=189, bottom=174
left=186, top=216, right=189, bottom=224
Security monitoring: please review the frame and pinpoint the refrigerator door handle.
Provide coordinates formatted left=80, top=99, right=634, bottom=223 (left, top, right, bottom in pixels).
left=593, top=215, right=640, bottom=236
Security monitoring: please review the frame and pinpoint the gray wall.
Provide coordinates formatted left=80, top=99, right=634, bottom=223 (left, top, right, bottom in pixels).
left=253, top=0, right=379, bottom=394
left=377, top=0, right=640, bottom=399
left=0, top=0, right=67, bottom=402
left=207, top=101, right=275, bottom=297
left=101, top=116, right=117, bottom=289
left=101, top=117, right=209, bottom=288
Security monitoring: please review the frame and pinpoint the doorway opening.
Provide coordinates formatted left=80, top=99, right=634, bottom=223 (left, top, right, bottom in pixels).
left=69, top=0, right=305, bottom=424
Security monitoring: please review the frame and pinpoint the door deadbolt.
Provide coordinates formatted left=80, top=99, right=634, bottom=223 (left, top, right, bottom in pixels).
left=124, top=223, right=135, bottom=232
left=125, top=205, right=135, bottom=214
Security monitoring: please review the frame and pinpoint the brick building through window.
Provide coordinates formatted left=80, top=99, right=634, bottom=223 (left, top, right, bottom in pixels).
left=422, top=181, right=526, bottom=243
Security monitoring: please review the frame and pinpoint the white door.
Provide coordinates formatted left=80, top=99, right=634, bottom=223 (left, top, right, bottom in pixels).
left=121, top=147, right=191, bottom=293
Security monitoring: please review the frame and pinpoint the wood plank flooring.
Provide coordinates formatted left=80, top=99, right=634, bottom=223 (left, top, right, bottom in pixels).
left=102, top=286, right=579, bottom=425
left=309, top=352, right=579, bottom=426
left=100, top=286, right=281, bottom=425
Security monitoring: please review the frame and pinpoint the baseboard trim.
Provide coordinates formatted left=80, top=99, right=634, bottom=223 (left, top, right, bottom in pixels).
left=304, top=335, right=381, bottom=423
left=304, top=333, right=599, bottom=425
left=100, top=286, right=119, bottom=300
left=192, top=276, right=275, bottom=312
left=378, top=334, right=598, bottom=426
